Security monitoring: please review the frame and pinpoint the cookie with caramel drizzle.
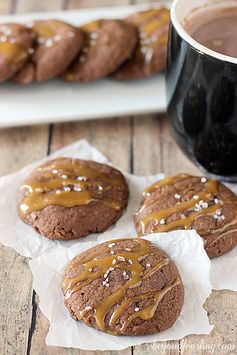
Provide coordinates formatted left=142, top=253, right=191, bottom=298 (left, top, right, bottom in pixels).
left=134, top=174, right=237, bottom=258
left=0, top=23, right=34, bottom=82
left=13, top=20, right=83, bottom=83
left=112, top=7, right=170, bottom=80
left=18, top=157, right=128, bottom=240
left=62, top=238, right=184, bottom=336
left=62, top=19, right=137, bottom=82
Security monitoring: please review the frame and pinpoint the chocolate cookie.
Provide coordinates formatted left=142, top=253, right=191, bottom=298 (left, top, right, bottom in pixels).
left=62, top=238, right=184, bottom=336
left=18, top=158, right=129, bottom=240
left=63, top=19, right=137, bottom=82
left=0, top=23, right=34, bottom=82
left=112, top=8, right=170, bottom=80
left=134, top=174, right=237, bottom=258
left=14, top=20, right=83, bottom=83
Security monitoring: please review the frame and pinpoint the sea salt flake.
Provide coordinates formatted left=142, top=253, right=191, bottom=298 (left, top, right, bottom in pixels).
left=202, top=202, right=208, bottom=209
left=54, top=34, right=61, bottom=41
left=45, top=38, right=53, bottom=47
left=110, top=251, right=114, bottom=255
left=67, top=31, right=75, bottom=37
left=35, top=188, right=43, bottom=193
left=174, top=193, right=181, bottom=199
left=77, top=176, right=87, bottom=181
left=216, top=209, right=222, bottom=215
left=90, top=32, right=98, bottom=39
left=108, top=267, right=114, bottom=272
left=63, top=187, right=70, bottom=192
left=105, top=284, right=109, bottom=287
left=88, top=268, right=92, bottom=272
left=74, top=185, right=82, bottom=192
left=4, top=28, right=12, bottom=36
left=56, top=190, right=61, bottom=195
left=181, top=214, right=185, bottom=219
left=221, top=215, right=225, bottom=220
left=214, top=198, right=219, bottom=204
left=125, top=248, right=131, bottom=252
left=135, top=307, right=139, bottom=312
left=128, top=259, right=133, bottom=265
left=20, top=204, right=29, bottom=213
left=0, top=35, right=7, bottom=42
left=123, top=271, right=126, bottom=276
left=117, top=256, right=125, bottom=262
left=112, top=259, right=116, bottom=265
left=108, top=243, right=115, bottom=248
left=98, top=185, right=103, bottom=191
left=194, top=203, right=202, bottom=212
left=84, top=306, right=92, bottom=311
left=193, top=195, right=199, bottom=200
left=146, top=263, right=151, bottom=268
left=146, top=192, right=151, bottom=197
left=160, top=219, right=166, bottom=225
left=79, top=55, right=86, bottom=63
left=52, top=169, right=58, bottom=174
left=61, top=174, right=68, bottom=179
left=28, top=48, right=34, bottom=54
left=201, top=177, right=207, bottom=183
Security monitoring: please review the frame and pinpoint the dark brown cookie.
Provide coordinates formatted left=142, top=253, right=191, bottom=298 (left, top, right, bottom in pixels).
left=62, top=238, right=184, bottom=336
left=18, top=157, right=129, bottom=240
left=134, top=174, right=237, bottom=258
left=14, top=20, right=83, bottom=83
left=63, top=19, right=138, bottom=82
left=112, top=8, right=170, bottom=80
left=0, top=23, right=34, bottom=82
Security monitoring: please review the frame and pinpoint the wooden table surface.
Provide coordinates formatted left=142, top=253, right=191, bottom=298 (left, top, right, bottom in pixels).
left=0, top=0, right=236, bottom=354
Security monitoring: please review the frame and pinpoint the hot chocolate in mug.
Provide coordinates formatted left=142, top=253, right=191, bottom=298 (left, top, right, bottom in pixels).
left=166, top=0, right=237, bottom=182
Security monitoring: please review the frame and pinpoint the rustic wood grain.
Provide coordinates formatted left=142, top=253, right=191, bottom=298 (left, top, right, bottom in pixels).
left=0, top=125, right=49, bottom=354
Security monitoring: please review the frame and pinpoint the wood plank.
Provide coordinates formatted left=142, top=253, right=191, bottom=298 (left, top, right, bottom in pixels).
left=0, top=0, right=14, bottom=14
left=51, top=117, right=131, bottom=171
left=15, top=0, right=66, bottom=13
left=181, top=290, right=237, bottom=355
left=0, top=126, right=49, bottom=175
left=66, top=0, right=130, bottom=9
left=0, top=124, right=49, bottom=354
left=0, top=2, right=52, bottom=355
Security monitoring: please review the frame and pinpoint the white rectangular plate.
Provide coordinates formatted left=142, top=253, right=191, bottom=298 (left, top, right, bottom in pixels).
left=0, top=2, right=169, bottom=127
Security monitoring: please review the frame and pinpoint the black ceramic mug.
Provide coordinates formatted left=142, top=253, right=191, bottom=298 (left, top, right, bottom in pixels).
left=166, top=0, right=237, bottom=182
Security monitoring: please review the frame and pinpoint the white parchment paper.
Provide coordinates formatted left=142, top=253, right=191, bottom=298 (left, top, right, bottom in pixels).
left=0, top=139, right=236, bottom=291
left=29, top=230, right=213, bottom=351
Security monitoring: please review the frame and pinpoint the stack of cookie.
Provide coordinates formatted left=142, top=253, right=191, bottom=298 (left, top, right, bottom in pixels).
left=0, top=7, right=170, bottom=84
left=17, top=156, right=237, bottom=337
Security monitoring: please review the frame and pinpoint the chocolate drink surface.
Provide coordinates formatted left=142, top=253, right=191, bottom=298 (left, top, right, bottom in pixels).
left=184, top=7, right=237, bottom=57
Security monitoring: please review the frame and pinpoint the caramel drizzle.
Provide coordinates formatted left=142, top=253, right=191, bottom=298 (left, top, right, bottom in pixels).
left=0, top=40, right=27, bottom=63
left=136, top=8, right=170, bottom=70
left=62, top=239, right=175, bottom=334
left=139, top=177, right=221, bottom=234
left=33, top=20, right=66, bottom=40
left=143, top=174, right=189, bottom=197
left=19, top=158, right=124, bottom=217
